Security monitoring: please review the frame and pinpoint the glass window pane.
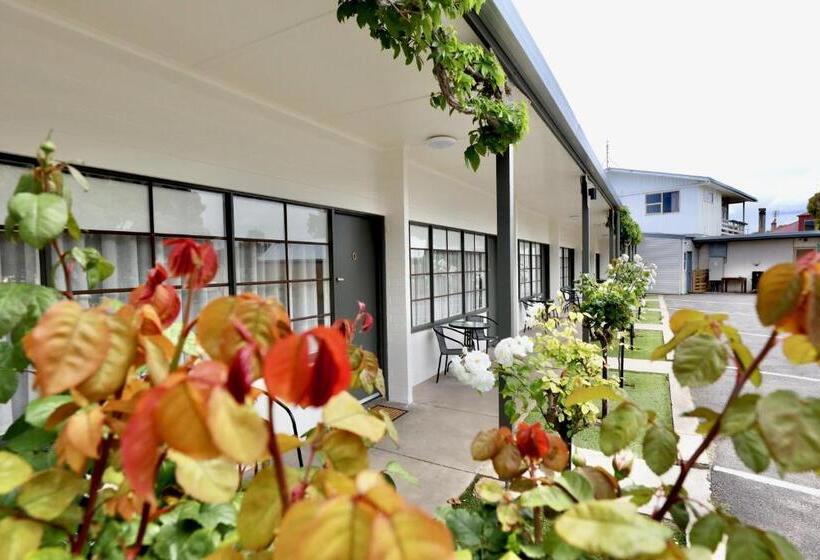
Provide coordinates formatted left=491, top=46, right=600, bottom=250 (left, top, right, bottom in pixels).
left=54, top=234, right=153, bottom=292
left=464, top=234, right=475, bottom=252
left=447, top=230, right=461, bottom=250
left=155, top=238, right=228, bottom=284
left=412, top=299, right=431, bottom=326
left=288, top=243, right=329, bottom=280
left=288, top=280, right=330, bottom=320
left=286, top=205, right=327, bottom=242
left=0, top=164, right=24, bottom=212
left=433, top=297, right=448, bottom=321
left=434, top=274, right=448, bottom=296
left=432, top=229, right=446, bottom=250
left=646, top=193, right=661, bottom=204
left=433, top=251, right=447, bottom=273
left=448, top=295, right=462, bottom=316
left=448, top=251, right=461, bottom=272
left=0, top=239, right=39, bottom=284
left=412, top=275, right=430, bottom=299
left=153, top=187, right=225, bottom=236
left=475, top=235, right=485, bottom=252
left=235, top=241, right=286, bottom=283
left=70, top=177, right=151, bottom=232
left=234, top=197, right=284, bottom=239
left=448, top=273, right=462, bottom=294
left=410, top=249, right=429, bottom=274
left=410, top=225, right=429, bottom=249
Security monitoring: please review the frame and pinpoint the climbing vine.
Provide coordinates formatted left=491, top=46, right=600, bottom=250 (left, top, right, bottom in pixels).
left=337, top=0, right=529, bottom=170
left=619, top=206, right=643, bottom=250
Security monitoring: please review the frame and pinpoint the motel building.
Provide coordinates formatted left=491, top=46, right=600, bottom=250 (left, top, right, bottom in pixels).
left=0, top=0, right=621, bottom=432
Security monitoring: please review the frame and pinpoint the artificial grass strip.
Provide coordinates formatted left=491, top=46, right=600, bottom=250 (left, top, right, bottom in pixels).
left=610, top=329, right=665, bottom=360
left=637, top=308, right=662, bottom=324
left=573, top=371, right=673, bottom=457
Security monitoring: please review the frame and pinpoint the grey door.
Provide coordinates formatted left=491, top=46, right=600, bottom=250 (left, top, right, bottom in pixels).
left=332, top=212, right=383, bottom=391
left=685, top=251, right=693, bottom=293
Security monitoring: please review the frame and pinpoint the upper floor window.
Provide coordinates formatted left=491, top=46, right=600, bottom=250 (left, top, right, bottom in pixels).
left=646, top=191, right=679, bottom=214
left=410, top=223, right=487, bottom=329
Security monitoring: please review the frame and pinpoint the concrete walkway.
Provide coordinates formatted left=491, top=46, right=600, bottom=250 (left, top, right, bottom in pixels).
left=368, top=375, right=498, bottom=511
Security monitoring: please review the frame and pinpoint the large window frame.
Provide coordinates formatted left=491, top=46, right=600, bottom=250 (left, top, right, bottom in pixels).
left=560, top=247, right=575, bottom=289
left=645, top=190, right=680, bottom=215
left=518, top=240, right=547, bottom=300
left=409, top=221, right=489, bottom=331
left=0, top=154, right=343, bottom=331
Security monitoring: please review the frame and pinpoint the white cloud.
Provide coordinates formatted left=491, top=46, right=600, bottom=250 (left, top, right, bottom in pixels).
left=511, top=0, right=820, bottom=225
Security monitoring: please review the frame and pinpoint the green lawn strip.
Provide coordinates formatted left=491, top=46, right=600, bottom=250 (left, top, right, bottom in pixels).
left=609, top=329, right=665, bottom=360
left=636, top=308, right=662, bottom=324
left=572, top=371, right=673, bottom=457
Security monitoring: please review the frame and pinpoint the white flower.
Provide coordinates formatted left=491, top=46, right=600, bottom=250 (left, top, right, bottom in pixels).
left=449, top=359, right=470, bottom=384
left=620, top=254, right=629, bottom=262
left=471, top=369, right=496, bottom=392
left=493, top=338, right=516, bottom=367
left=463, top=350, right=491, bottom=376
left=633, top=254, right=643, bottom=263
left=512, top=336, right=533, bottom=356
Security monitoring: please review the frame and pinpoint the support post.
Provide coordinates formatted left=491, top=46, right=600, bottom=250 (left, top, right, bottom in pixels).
left=581, top=176, right=590, bottom=275
left=614, top=207, right=622, bottom=256
left=495, top=148, right=516, bottom=428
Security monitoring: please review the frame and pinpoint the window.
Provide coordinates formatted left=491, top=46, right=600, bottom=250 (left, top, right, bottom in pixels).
left=0, top=160, right=335, bottom=333
left=560, top=247, right=575, bottom=289
left=646, top=191, right=679, bottom=214
left=518, top=240, right=544, bottom=299
left=409, top=223, right=488, bottom=329
left=233, top=197, right=330, bottom=333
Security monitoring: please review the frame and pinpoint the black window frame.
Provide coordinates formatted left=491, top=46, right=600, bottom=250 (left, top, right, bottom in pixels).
left=409, top=221, right=490, bottom=332
left=645, top=190, right=680, bottom=215
left=560, top=246, right=575, bottom=289
left=0, top=153, right=342, bottom=328
left=518, top=240, right=547, bottom=301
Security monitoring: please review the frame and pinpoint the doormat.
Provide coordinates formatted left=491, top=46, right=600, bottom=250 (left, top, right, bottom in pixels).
left=368, top=404, right=408, bottom=421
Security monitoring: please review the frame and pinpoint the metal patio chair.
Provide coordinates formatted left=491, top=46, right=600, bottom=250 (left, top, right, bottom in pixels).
left=433, top=326, right=465, bottom=383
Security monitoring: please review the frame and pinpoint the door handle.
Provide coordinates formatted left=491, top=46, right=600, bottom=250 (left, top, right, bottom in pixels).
left=336, top=277, right=345, bottom=282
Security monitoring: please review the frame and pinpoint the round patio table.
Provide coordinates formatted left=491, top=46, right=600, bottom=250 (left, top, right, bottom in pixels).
left=448, top=318, right=488, bottom=351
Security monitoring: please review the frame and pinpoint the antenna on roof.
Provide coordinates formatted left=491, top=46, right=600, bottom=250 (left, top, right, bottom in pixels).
left=605, top=140, right=610, bottom=168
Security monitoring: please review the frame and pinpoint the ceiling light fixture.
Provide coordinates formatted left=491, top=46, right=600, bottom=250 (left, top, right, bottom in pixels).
left=425, top=135, right=457, bottom=150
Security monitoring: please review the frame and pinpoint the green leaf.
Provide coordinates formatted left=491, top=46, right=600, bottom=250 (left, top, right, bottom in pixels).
left=565, top=384, right=624, bottom=407
left=383, top=460, right=418, bottom=485
left=520, top=485, right=574, bottom=512
left=722, top=394, right=760, bottom=436
left=198, top=502, right=237, bottom=530
left=237, top=468, right=281, bottom=551
left=727, top=526, right=775, bottom=560
left=764, top=531, right=801, bottom=560
left=669, top=501, right=689, bottom=533
left=690, top=512, right=726, bottom=551
left=621, top=485, right=656, bottom=507
left=554, top=471, right=593, bottom=503
left=0, top=283, right=61, bottom=338
left=25, top=395, right=73, bottom=428
left=66, top=164, right=90, bottom=192
left=69, top=247, right=114, bottom=289
left=757, top=390, right=820, bottom=472
left=14, top=173, right=41, bottom=195
left=443, top=508, right=484, bottom=549
left=7, top=193, right=68, bottom=249
left=25, top=547, right=74, bottom=560
left=474, top=478, right=504, bottom=503
left=600, top=401, right=646, bottom=455
left=0, top=517, right=43, bottom=560
left=732, top=429, right=771, bottom=473
left=16, top=468, right=86, bottom=521
left=0, top=450, right=33, bottom=493
left=66, top=212, right=81, bottom=240
left=543, top=527, right=583, bottom=560
left=684, top=407, right=720, bottom=435
left=722, top=325, right=761, bottom=386
left=554, top=500, right=672, bottom=559
left=0, top=342, right=25, bottom=403
left=642, top=422, right=679, bottom=475
left=673, top=333, right=728, bottom=387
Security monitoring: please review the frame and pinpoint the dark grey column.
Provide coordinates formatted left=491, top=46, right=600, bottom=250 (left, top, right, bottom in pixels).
left=581, top=176, right=590, bottom=275
left=614, top=207, right=621, bottom=256
left=495, top=148, right=516, bottom=428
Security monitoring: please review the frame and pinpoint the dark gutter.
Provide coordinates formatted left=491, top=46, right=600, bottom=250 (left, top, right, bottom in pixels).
left=694, top=231, right=820, bottom=243
left=465, top=0, right=619, bottom=208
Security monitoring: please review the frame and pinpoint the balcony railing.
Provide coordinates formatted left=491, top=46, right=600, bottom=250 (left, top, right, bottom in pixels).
left=721, top=219, right=746, bottom=235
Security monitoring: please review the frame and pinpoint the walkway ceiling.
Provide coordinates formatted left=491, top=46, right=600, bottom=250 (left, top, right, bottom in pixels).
left=0, top=0, right=609, bottom=229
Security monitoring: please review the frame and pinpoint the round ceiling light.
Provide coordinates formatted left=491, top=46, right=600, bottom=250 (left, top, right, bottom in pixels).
left=425, top=135, right=457, bottom=150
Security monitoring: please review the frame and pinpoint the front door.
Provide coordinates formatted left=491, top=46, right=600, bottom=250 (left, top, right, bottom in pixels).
left=332, top=212, right=383, bottom=396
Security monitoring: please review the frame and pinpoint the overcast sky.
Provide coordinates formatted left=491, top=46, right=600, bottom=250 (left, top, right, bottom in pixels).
left=512, top=0, right=820, bottom=225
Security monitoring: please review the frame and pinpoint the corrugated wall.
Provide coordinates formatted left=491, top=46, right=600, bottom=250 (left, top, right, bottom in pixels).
left=638, top=236, right=684, bottom=294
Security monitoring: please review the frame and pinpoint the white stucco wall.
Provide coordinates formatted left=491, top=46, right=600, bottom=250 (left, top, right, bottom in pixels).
left=696, top=238, right=797, bottom=289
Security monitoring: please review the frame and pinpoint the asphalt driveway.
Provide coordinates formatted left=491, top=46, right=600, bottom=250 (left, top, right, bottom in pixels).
left=665, top=294, right=820, bottom=558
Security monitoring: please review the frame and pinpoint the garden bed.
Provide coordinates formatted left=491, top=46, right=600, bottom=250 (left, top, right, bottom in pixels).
left=609, top=329, right=665, bottom=360
left=572, top=371, right=673, bottom=457
left=636, top=308, right=662, bottom=324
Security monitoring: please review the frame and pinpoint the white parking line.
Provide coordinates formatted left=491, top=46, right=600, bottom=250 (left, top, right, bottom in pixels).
left=725, top=365, right=820, bottom=382
left=713, top=466, right=820, bottom=498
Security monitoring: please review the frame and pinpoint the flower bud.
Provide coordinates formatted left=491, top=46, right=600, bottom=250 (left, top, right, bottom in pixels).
left=613, top=449, right=635, bottom=479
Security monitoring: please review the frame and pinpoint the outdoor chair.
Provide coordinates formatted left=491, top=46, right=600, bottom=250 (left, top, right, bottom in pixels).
left=466, top=314, right=500, bottom=350
left=433, top=326, right=466, bottom=383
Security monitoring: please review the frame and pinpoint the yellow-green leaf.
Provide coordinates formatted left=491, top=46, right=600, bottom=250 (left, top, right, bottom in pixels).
left=600, top=401, right=646, bottom=455
left=323, top=392, right=386, bottom=442
left=238, top=468, right=282, bottom=551
left=16, top=468, right=86, bottom=521
left=0, top=450, right=32, bottom=493
left=554, top=500, right=672, bottom=559
left=321, top=429, right=369, bottom=476
left=207, top=387, right=268, bottom=464
left=672, top=334, right=728, bottom=387
left=0, top=517, right=43, bottom=560
left=169, top=450, right=239, bottom=503
left=757, top=390, right=820, bottom=472
left=782, top=334, right=817, bottom=364
left=756, top=263, right=802, bottom=326
left=565, top=385, right=624, bottom=407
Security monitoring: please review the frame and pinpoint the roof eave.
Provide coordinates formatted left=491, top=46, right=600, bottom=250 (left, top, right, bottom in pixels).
left=465, top=0, right=619, bottom=207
